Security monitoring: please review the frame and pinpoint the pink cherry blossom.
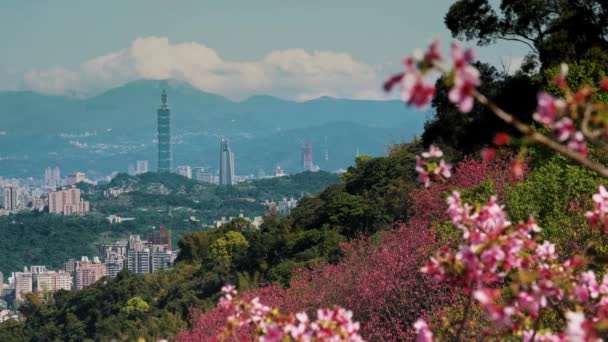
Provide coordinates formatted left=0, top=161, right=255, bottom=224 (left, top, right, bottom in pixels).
left=401, top=72, right=436, bottom=109
left=421, top=144, right=443, bottom=158
left=450, top=41, right=475, bottom=68
left=533, top=93, right=565, bottom=126
left=449, top=64, right=480, bottom=113
left=436, top=159, right=452, bottom=178
left=586, top=185, right=608, bottom=233
left=413, top=319, right=434, bottom=342
left=537, top=241, right=557, bottom=261
left=567, top=131, right=588, bottom=157
left=448, top=42, right=480, bottom=113
left=552, top=117, right=574, bottom=142
left=415, top=146, right=452, bottom=187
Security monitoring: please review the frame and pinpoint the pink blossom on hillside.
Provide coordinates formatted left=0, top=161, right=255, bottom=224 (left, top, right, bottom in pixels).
left=415, top=145, right=452, bottom=187
left=585, top=185, right=608, bottom=233
left=413, top=319, right=434, bottom=342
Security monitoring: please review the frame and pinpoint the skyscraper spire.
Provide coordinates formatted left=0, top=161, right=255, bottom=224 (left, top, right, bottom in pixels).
left=161, top=89, right=167, bottom=106
left=157, top=90, right=172, bottom=173
left=219, top=138, right=235, bottom=185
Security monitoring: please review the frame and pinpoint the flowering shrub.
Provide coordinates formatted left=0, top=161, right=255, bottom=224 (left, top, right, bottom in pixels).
left=180, top=285, right=363, bottom=342
left=414, top=186, right=608, bottom=340
left=415, top=145, right=452, bottom=187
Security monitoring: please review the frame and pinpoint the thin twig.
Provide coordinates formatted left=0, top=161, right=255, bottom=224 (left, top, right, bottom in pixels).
left=455, top=290, right=473, bottom=341
left=472, top=90, right=608, bottom=178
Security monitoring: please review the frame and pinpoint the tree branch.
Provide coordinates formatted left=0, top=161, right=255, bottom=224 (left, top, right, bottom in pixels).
left=495, top=36, right=539, bottom=54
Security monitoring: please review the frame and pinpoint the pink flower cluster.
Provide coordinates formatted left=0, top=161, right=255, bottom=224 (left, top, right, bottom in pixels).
left=417, top=192, right=608, bottom=340
left=218, top=285, right=364, bottom=342
left=384, top=40, right=480, bottom=113
left=532, top=65, right=589, bottom=156
left=585, top=185, right=608, bottom=233
left=415, top=145, right=452, bottom=187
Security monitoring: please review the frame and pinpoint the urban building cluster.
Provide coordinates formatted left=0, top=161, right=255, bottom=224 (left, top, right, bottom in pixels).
left=97, top=225, right=176, bottom=278
left=264, top=197, right=299, bottom=216
left=0, top=226, right=176, bottom=313
left=0, top=168, right=97, bottom=216
left=213, top=213, right=264, bottom=229
left=48, top=186, right=90, bottom=215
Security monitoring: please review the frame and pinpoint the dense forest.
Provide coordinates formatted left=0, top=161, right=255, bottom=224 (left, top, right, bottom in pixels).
left=0, top=171, right=338, bottom=276
left=2, top=0, right=608, bottom=341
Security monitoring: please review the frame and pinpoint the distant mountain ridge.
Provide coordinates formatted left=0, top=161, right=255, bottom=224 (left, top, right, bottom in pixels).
left=0, top=79, right=428, bottom=177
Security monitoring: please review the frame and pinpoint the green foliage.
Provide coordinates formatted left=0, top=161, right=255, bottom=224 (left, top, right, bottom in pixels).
left=545, top=60, right=608, bottom=103
left=121, top=296, right=151, bottom=316
left=0, top=320, right=27, bottom=342
left=504, top=154, right=608, bottom=264
left=210, top=231, right=249, bottom=267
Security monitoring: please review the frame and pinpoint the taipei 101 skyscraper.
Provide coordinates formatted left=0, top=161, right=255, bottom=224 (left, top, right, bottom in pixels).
left=157, top=90, right=172, bottom=173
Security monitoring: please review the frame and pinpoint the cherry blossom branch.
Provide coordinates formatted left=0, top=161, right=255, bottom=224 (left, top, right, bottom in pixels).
left=471, top=90, right=608, bottom=178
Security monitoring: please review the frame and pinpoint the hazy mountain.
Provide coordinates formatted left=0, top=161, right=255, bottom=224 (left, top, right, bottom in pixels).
left=0, top=80, right=429, bottom=178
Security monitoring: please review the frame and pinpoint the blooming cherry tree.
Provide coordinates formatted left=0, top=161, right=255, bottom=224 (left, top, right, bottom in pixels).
left=214, top=285, right=364, bottom=342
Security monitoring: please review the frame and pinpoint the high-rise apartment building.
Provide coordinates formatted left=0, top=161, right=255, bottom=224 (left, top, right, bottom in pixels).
left=44, top=167, right=62, bottom=188
left=150, top=244, right=175, bottom=273
left=0, top=272, right=3, bottom=297
left=14, top=270, right=33, bottom=303
left=35, top=272, right=72, bottom=293
left=48, top=186, right=90, bottom=215
left=177, top=165, right=192, bottom=179
left=219, top=138, right=235, bottom=185
left=98, top=240, right=128, bottom=278
left=67, top=172, right=86, bottom=186
left=149, top=225, right=172, bottom=250
left=74, top=256, right=106, bottom=289
left=125, top=233, right=175, bottom=275
left=302, top=143, right=314, bottom=171
left=127, top=235, right=150, bottom=275
left=136, top=160, right=149, bottom=175
left=157, top=90, right=172, bottom=173
left=2, top=186, right=18, bottom=210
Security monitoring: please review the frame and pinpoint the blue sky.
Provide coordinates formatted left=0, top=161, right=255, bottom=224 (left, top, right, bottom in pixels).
left=0, top=0, right=529, bottom=99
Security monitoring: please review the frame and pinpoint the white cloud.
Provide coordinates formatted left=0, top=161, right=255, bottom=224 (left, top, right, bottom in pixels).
left=15, top=36, right=388, bottom=100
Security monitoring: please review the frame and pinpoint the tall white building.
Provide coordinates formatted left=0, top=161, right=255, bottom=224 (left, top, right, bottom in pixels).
left=14, top=270, right=33, bottom=303
left=2, top=186, right=18, bottom=210
left=177, top=166, right=192, bottom=179
left=136, top=160, right=149, bottom=175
